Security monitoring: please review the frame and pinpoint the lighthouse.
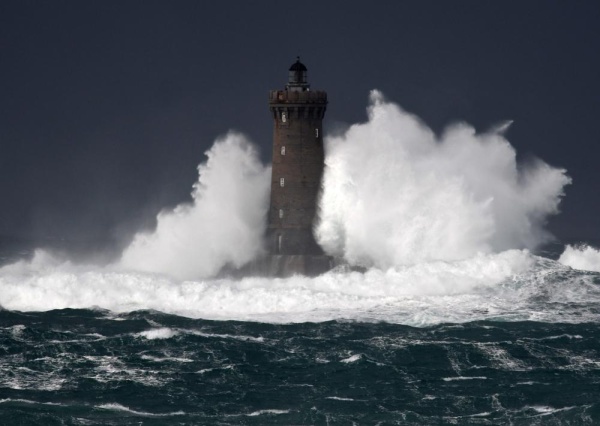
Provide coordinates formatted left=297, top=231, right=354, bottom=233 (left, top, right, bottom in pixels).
left=221, top=58, right=335, bottom=278
left=267, top=58, right=328, bottom=257
left=228, top=58, right=336, bottom=277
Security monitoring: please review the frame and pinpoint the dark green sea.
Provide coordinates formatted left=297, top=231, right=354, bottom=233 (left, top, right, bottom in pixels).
left=1, top=241, right=600, bottom=425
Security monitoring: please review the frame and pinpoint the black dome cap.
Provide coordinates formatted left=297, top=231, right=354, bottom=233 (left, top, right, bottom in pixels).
left=289, top=56, right=307, bottom=71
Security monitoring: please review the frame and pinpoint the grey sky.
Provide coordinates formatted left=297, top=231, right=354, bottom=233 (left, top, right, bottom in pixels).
left=1, top=1, right=598, bottom=255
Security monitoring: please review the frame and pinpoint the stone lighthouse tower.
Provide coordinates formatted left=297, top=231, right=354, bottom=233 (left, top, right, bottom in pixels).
left=267, top=57, right=328, bottom=258
left=231, top=58, right=333, bottom=277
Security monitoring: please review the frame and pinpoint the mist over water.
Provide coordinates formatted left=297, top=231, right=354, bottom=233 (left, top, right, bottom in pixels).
left=1, top=91, right=597, bottom=325
left=316, top=90, right=571, bottom=268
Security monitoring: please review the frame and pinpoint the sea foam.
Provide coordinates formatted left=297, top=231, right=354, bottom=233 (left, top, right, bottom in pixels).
left=2, top=247, right=599, bottom=326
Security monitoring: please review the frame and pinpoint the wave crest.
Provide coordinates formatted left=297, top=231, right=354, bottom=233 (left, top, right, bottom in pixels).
left=559, top=244, right=600, bottom=272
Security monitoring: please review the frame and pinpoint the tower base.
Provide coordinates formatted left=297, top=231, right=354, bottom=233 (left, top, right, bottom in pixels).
left=222, top=254, right=338, bottom=278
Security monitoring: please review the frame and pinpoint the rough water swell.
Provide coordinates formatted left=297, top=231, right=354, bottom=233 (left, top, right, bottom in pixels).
left=1, top=92, right=599, bottom=424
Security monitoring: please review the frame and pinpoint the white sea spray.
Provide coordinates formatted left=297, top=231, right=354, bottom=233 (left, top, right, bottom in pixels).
left=558, top=244, right=600, bottom=272
left=316, top=90, right=571, bottom=268
left=119, top=132, right=271, bottom=280
left=0, top=92, right=585, bottom=326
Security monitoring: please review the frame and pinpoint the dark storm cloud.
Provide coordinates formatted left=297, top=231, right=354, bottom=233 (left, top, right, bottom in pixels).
left=1, top=1, right=599, bottom=255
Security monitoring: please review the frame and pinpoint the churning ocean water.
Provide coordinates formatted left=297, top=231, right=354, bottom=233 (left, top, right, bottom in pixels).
left=2, top=93, right=598, bottom=424
left=1, top=242, right=600, bottom=425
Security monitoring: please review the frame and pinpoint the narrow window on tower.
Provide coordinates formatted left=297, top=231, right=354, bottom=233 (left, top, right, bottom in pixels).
left=279, top=209, right=284, bottom=219
left=278, top=234, right=282, bottom=253
left=281, top=146, right=285, bottom=155
left=281, top=112, right=287, bottom=123
left=280, top=178, right=285, bottom=187
left=315, top=128, right=319, bottom=138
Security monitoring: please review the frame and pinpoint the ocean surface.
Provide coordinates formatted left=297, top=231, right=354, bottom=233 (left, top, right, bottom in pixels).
left=1, top=239, right=600, bottom=425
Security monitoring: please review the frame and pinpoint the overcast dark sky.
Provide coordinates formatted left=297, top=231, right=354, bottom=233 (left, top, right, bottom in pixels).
left=1, top=1, right=599, bottom=253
